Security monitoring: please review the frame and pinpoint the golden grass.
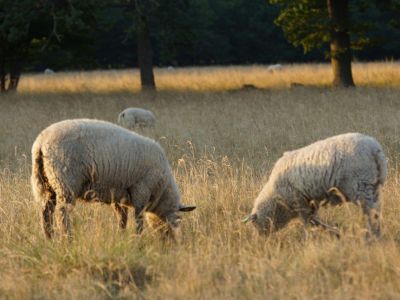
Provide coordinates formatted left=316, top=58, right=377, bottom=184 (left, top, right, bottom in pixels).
left=1, top=66, right=400, bottom=299
left=17, top=62, right=400, bottom=94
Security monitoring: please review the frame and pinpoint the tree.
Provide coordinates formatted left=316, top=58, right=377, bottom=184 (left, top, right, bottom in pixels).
left=0, top=0, right=98, bottom=93
left=131, top=0, right=156, bottom=91
left=270, top=0, right=399, bottom=87
left=131, top=0, right=200, bottom=91
left=122, top=0, right=197, bottom=92
left=0, top=0, right=34, bottom=92
left=327, top=0, right=354, bottom=86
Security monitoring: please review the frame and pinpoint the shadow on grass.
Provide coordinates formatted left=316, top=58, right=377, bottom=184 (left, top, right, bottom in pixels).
left=90, top=264, right=154, bottom=296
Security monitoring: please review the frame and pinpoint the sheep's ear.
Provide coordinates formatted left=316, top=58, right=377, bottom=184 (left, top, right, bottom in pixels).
left=242, top=214, right=257, bottom=224
left=179, top=205, right=196, bottom=212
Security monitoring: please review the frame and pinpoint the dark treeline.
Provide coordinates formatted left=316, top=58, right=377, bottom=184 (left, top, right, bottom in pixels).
left=7, top=1, right=400, bottom=71
left=1, top=0, right=400, bottom=91
left=30, top=1, right=319, bottom=71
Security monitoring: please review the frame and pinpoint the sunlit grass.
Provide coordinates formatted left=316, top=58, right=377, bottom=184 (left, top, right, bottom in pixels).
left=17, top=62, right=400, bottom=94
left=1, top=67, right=400, bottom=298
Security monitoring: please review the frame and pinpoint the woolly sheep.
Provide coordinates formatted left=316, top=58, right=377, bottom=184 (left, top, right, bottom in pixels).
left=31, top=119, right=196, bottom=239
left=44, top=68, right=55, bottom=74
left=118, top=107, right=156, bottom=129
left=243, top=133, right=387, bottom=238
left=267, top=64, right=282, bottom=72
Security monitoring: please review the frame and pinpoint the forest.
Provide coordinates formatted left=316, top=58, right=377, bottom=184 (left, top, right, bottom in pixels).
left=1, top=0, right=400, bottom=91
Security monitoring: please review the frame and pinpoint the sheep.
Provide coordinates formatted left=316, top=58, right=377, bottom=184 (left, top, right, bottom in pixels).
left=44, top=68, right=55, bottom=75
left=31, top=119, right=196, bottom=240
left=267, top=64, right=283, bottom=72
left=117, top=107, right=156, bottom=130
left=243, top=133, right=387, bottom=239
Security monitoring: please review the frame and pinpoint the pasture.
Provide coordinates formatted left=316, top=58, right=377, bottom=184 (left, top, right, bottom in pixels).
left=1, top=64, right=400, bottom=299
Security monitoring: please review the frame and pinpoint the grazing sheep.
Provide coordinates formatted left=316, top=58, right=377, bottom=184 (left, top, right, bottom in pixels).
left=243, top=133, right=387, bottom=239
left=267, top=64, right=283, bottom=72
left=31, top=119, right=196, bottom=239
left=44, top=68, right=55, bottom=74
left=118, top=107, right=156, bottom=129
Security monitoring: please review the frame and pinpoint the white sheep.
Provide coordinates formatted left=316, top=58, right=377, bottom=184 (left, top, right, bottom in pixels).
left=267, top=64, right=283, bottom=72
left=117, top=107, right=156, bottom=129
left=243, top=133, right=387, bottom=238
left=31, top=119, right=196, bottom=239
left=44, top=68, right=55, bottom=75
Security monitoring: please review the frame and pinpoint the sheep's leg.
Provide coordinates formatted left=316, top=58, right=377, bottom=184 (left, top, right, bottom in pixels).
left=300, top=207, right=340, bottom=239
left=42, top=195, right=56, bottom=239
left=361, top=195, right=381, bottom=239
left=59, top=204, right=74, bottom=240
left=135, top=206, right=145, bottom=234
left=113, top=203, right=128, bottom=229
left=129, top=181, right=152, bottom=235
left=309, top=216, right=340, bottom=238
left=57, top=192, right=75, bottom=240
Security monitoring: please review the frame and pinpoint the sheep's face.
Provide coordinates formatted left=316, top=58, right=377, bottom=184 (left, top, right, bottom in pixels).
left=118, top=112, right=136, bottom=129
left=244, top=197, right=294, bottom=237
left=244, top=212, right=274, bottom=237
left=151, top=182, right=196, bottom=230
left=149, top=205, right=196, bottom=242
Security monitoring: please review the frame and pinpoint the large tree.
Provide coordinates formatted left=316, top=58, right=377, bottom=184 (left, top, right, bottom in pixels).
left=0, top=0, right=97, bottom=93
left=131, top=0, right=156, bottom=91
left=0, top=0, right=35, bottom=92
left=270, top=0, right=399, bottom=87
left=124, top=0, right=194, bottom=92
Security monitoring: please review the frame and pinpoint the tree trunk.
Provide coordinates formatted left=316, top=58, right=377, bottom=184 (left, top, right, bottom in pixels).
left=327, top=0, right=355, bottom=87
left=0, top=52, right=5, bottom=92
left=7, top=72, right=20, bottom=91
left=136, top=13, right=156, bottom=92
left=7, top=59, right=21, bottom=92
left=0, top=75, right=5, bottom=92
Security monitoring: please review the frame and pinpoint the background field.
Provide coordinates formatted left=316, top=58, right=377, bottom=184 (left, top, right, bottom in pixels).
left=1, top=64, right=400, bottom=299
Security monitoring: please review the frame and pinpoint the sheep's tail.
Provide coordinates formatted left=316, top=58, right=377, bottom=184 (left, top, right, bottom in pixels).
left=31, top=142, right=53, bottom=203
left=374, top=146, right=387, bottom=186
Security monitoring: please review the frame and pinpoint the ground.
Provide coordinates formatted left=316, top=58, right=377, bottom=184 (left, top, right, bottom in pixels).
left=0, top=64, right=400, bottom=299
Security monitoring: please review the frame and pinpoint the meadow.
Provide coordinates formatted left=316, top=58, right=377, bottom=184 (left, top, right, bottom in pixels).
left=1, top=63, right=400, bottom=299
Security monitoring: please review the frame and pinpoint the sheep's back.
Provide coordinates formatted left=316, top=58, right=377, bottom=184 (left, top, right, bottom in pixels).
left=270, top=133, right=384, bottom=200
left=34, top=119, right=166, bottom=197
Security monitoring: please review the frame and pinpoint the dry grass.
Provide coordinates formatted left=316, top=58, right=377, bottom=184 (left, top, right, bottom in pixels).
left=1, top=65, right=400, bottom=299
left=18, top=62, right=400, bottom=94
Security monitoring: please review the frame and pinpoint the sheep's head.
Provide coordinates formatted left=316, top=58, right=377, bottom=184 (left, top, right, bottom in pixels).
left=243, top=196, right=295, bottom=236
left=243, top=211, right=274, bottom=236
left=148, top=179, right=196, bottom=241
left=147, top=204, right=196, bottom=243
left=117, top=111, right=136, bottom=130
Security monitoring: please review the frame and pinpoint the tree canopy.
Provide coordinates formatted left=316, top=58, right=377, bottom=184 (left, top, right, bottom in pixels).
left=1, top=0, right=400, bottom=91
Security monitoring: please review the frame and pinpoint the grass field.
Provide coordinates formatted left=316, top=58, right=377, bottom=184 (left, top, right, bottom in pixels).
left=1, top=63, right=400, bottom=299
left=18, top=62, right=400, bottom=94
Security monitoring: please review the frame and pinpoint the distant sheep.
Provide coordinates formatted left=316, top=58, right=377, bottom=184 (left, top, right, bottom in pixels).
left=118, top=107, right=156, bottom=129
left=44, top=68, right=55, bottom=75
left=267, top=64, right=282, bottom=72
left=31, top=119, right=196, bottom=239
left=244, top=133, right=387, bottom=239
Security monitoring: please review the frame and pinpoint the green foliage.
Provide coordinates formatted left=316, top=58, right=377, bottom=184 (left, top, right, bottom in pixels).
left=270, top=0, right=400, bottom=56
left=0, top=0, right=100, bottom=79
left=271, top=0, right=329, bottom=53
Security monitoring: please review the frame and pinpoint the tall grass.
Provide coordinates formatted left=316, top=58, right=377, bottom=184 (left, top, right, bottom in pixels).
left=17, top=62, right=400, bottom=94
left=1, top=65, right=400, bottom=299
